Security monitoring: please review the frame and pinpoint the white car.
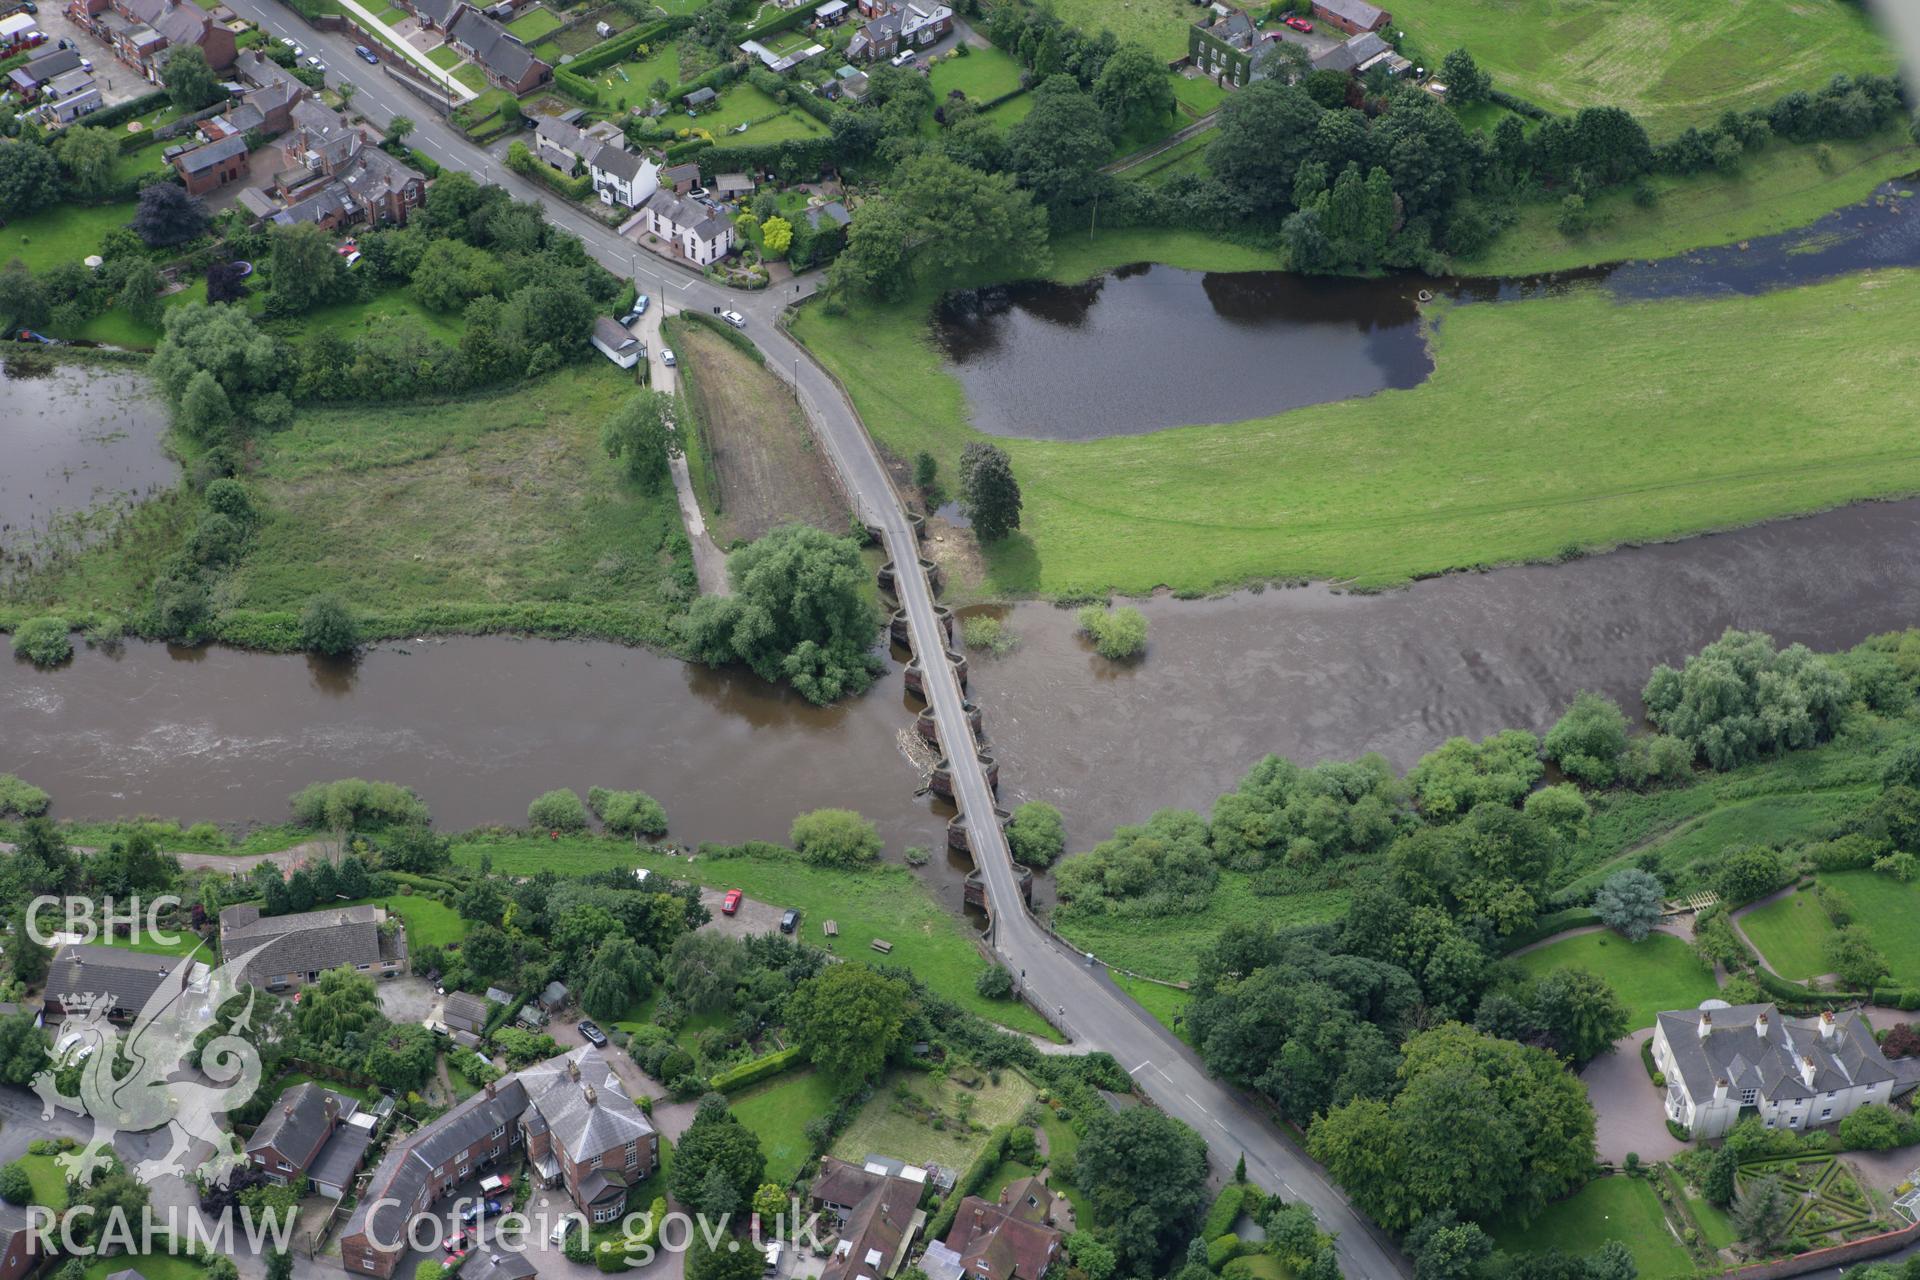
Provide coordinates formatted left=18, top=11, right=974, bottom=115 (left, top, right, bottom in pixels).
left=891, top=49, right=917, bottom=67
left=550, top=1217, right=581, bottom=1246
left=305, top=55, right=324, bottom=69
left=660, top=347, right=675, bottom=367
left=720, top=310, right=745, bottom=330
left=280, top=35, right=297, bottom=46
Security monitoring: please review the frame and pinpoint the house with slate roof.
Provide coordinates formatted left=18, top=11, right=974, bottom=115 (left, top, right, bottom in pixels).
left=0, top=1199, right=52, bottom=1280
left=219, top=902, right=408, bottom=992
left=814, top=1159, right=927, bottom=1280
left=1652, top=1002, right=1920, bottom=1139
left=447, top=7, right=548, bottom=93
left=339, top=1046, right=656, bottom=1277
left=636, top=188, right=734, bottom=266
left=43, top=944, right=193, bottom=1024
left=248, top=1081, right=363, bottom=1187
left=171, top=131, right=250, bottom=195
left=1188, top=10, right=1295, bottom=90
left=921, top=1177, right=1063, bottom=1280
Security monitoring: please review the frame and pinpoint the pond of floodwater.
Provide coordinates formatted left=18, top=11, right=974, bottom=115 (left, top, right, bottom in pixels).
left=973, top=498, right=1920, bottom=848
left=0, top=358, right=176, bottom=569
left=932, top=176, right=1920, bottom=440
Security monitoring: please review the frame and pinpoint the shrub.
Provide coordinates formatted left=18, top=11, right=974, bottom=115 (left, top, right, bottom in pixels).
left=529, top=788, right=589, bottom=831
left=789, top=807, right=881, bottom=867
left=1544, top=691, right=1629, bottom=787
left=588, top=787, right=669, bottom=837
left=1644, top=630, right=1849, bottom=770
left=300, top=594, right=359, bottom=656
left=709, top=1046, right=803, bottom=1094
left=962, top=615, right=1016, bottom=655
left=975, top=965, right=1014, bottom=1000
left=11, top=616, right=72, bottom=667
left=1076, top=605, right=1147, bottom=660
left=0, top=774, right=51, bottom=818
left=0, top=1162, right=31, bottom=1206
left=1006, top=801, right=1065, bottom=869
left=290, top=778, right=430, bottom=828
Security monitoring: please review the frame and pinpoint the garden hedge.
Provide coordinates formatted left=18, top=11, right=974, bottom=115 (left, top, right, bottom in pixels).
left=87, top=90, right=172, bottom=131
left=1495, top=907, right=1602, bottom=954
left=568, top=18, right=674, bottom=75
left=709, top=1045, right=804, bottom=1093
left=1751, top=964, right=1867, bottom=1011
left=927, top=1125, right=1013, bottom=1240
left=695, top=134, right=836, bottom=177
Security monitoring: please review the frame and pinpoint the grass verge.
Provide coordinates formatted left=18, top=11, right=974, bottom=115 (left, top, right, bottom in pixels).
left=1053, top=877, right=1348, bottom=984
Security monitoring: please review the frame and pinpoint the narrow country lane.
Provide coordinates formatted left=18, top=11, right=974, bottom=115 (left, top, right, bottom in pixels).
left=165, top=16, right=1411, bottom=1272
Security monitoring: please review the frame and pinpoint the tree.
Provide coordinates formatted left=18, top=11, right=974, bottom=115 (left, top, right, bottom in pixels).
left=1308, top=1023, right=1595, bottom=1232
left=1594, top=867, right=1665, bottom=941
left=164, top=45, right=225, bottom=110
left=761, top=216, right=793, bottom=258
left=114, top=257, right=165, bottom=329
left=959, top=442, right=1021, bottom=541
left=1066, top=1233, right=1117, bottom=1280
left=1826, top=926, right=1888, bottom=989
left=587, top=787, right=668, bottom=837
left=686, top=1231, right=763, bottom=1280
left=1731, top=1175, right=1792, bottom=1252
left=0, top=139, right=61, bottom=219
left=301, top=595, right=359, bottom=656
left=0, top=1163, right=30, bottom=1207
left=1526, top=967, right=1629, bottom=1067
left=363, top=1023, right=438, bottom=1092
left=1436, top=49, right=1490, bottom=104
left=751, top=1183, right=787, bottom=1225
left=133, top=182, right=212, bottom=247
left=1058, top=808, right=1215, bottom=916
left=601, top=389, right=678, bottom=488
left=830, top=153, right=1047, bottom=301
left=1702, top=1144, right=1738, bottom=1207
left=671, top=1102, right=767, bottom=1215
left=265, top=1251, right=294, bottom=1280
left=666, top=932, right=748, bottom=1013
left=0, top=1013, right=50, bottom=1087
left=1405, top=1211, right=1491, bottom=1280
left=178, top=368, right=235, bottom=443
left=386, top=115, right=416, bottom=145
left=70, top=1172, right=149, bottom=1247
left=581, top=935, right=655, bottom=1020
left=505, top=280, right=595, bottom=350
left=974, top=965, right=1013, bottom=999
left=266, top=223, right=341, bottom=316
left=1094, top=42, right=1174, bottom=135
left=410, top=238, right=501, bottom=312
left=1407, top=730, right=1543, bottom=819
left=679, top=525, right=879, bottom=704
left=294, top=967, right=383, bottom=1047
left=787, top=964, right=910, bottom=1082
left=0, top=259, right=49, bottom=330
left=1074, top=1106, right=1209, bottom=1275
left=1644, top=630, right=1849, bottom=769
left=1207, top=81, right=1324, bottom=217
left=1710, top=845, right=1787, bottom=906
left=1006, top=801, right=1065, bottom=869
left=1544, top=691, right=1630, bottom=787
left=789, top=808, right=881, bottom=868
left=1838, top=1104, right=1909, bottom=1151
left=54, top=126, right=117, bottom=201
left=1007, top=76, right=1112, bottom=206
left=1076, top=606, right=1147, bottom=660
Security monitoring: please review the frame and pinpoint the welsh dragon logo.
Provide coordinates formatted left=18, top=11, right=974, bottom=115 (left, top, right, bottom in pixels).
left=32, top=944, right=270, bottom=1189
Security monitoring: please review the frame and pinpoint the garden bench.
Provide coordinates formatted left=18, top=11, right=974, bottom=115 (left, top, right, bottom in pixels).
left=870, top=938, right=893, bottom=954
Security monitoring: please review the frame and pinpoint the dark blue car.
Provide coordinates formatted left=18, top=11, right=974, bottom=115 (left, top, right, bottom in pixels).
left=355, top=43, right=378, bottom=63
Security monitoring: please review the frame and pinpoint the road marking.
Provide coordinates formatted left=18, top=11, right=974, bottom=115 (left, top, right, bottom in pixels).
left=1127, top=1061, right=1150, bottom=1076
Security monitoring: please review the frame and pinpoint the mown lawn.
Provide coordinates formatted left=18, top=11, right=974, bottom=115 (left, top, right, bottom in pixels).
left=427, top=44, right=462, bottom=69
left=694, top=82, right=826, bottom=145
left=1743, top=871, right=1920, bottom=985
left=730, top=1069, right=843, bottom=1186
left=793, top=263, right=1920, bottom=598
left=506, top=4, right=561, bottom=39
left=1054, top=876, right=1348, bottom=984
left=100, top=927, right=208, bottom=959
left=1491, top=1176, right=1693, bottom=1279
left=272, top=285, right=467, bottom=346
left=0, top=202, right=138, bottom=272
left=82, top=1256, right=207, bottom=1280
left=215, top=364, right=692, bottom=647
left=927, top=46, right=1023, bottom=101
left=1041, top=0, right=1197, bottom=60
left=593, top=44, right=682, bottom=108
left=1516, top=931, right=1719, bottom=1031
left=1388, top=0, right=1897, bottom=137
left=17, top=1154, right=69, bottom=1211
left=450, top=833, right=1056, bottom=1037
left=1471, top=129, right=1920, bottom=275
left=830, top=1067, right=1036, bottom=1171
left=375, top=894, right=469, bottom=948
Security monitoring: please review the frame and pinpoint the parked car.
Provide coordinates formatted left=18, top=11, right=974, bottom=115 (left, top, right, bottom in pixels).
left=661, top=347, right=675, bottom=367
left=890, top=49, right=916, bottom=67
left=779, top=908, right=799, bottom=934
left=634, top=293, right=650, bottom=315
left=478, top=1174, right=511, bottom=1196
left=443, top=1249, right=469, bottom=1267
left=722, top=888, right=743, bottom=915
left=1283, top=15, right=1312, bottom=30
left=355, top=43, right=377, bottom=63
left=305, top=55, right=324, bottom=70
left=578, top=1019, right=607, bottom=1047
left=457, top=1199, right=502, bottom=1224
left=18, top=3, right=37, bottom=13
left=550, top=1218, right=581, bottom=1246
left=445, top=1229, right=473, bottom=1254
left=279, top=35, right=297, bottom=46
left=720, top=310, right=746, bottom=330
left=765, top=1243, right=784, bottom=1275
left=689, top=186, right=709, bottom=199
left=620, top=309, right=641, bottom=327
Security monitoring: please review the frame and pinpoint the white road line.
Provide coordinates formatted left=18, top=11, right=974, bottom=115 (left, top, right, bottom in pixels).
left=1127, top=1061, right=1150, bottom=1076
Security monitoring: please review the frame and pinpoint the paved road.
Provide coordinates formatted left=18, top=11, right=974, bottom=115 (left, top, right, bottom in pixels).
left=173, top=15, right=1409, bottom=1274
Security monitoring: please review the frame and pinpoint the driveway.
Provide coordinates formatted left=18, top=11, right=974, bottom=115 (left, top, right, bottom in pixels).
left=1581, top=1029, right=1689, bottom=1166
left=696, top=886, right=790, bottom=939
left=377, top=974, right=441, bottom=1025
left=35, top=8, right=154, bottom=106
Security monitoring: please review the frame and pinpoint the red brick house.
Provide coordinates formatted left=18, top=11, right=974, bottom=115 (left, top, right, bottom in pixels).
left=171, top=132, right=249, bottom=195
left=67, top=0, right=235, bottom=81
left=0, top=1207, right=49, bottom=1280
left=921, top=1179, right=1064, bottom=1280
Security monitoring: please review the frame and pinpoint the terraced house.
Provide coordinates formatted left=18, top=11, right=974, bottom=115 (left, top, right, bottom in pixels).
left=339, top=1046, right=656, bottom=1277
left=66, top=0, right=235, bottom=80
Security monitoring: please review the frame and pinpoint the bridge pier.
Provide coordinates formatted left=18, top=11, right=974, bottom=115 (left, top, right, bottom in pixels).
left=929, top=751, right=998, bottom=799
left=904, top=650, right=969, bottom=697
left=890, top=606, right=954, bottom=648
left=878, top=556, right=942, bottom=595
left=916, top=700, right=983, bottom=749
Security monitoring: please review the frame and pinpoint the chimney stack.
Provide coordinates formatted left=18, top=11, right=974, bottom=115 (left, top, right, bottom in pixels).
left=1821, top=1010, right=1836, bottom=1040
left=1698, top=1010, right=1712, bottom=1039
left=584, top=1084, right=597, bottom=1106
left=1756, top=1010, right=1770, bottom=1038
left=568, top=1059, right=580, bottom=1081
left=1713, top=1078, right=1729, bottom=1103
left=1801, top=1054, right=1817, bottom=1088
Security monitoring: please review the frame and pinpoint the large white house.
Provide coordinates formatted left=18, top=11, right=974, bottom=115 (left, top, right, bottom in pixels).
left=636, top=189, right=735, bottom=267
left=1652, top=1001, right=1920, bottom=1139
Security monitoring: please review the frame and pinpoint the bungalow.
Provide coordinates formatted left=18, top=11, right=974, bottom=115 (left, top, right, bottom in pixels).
left=443, top=991, right=491, bottom=1036
left=591, top=315, right=644, bottom=369
left=1310, top=0, right=1388, bottom=35
left=636, top=187, right=734, bottom=266
left=404, top=0, right=467, bottom=29
left=219, top=901, right=408, bottom=991
left=1310, top=30, right=1405, bottom=76
left=171, top=131, right=250, bottom=195
left=44, top=945, right=194, bottom=1023
left=447, top=7, right=548, bottom=93
left=36, top=67, right=102, bottom=123
left=7, top=46, right=82, bottom=100
left=845, top=0, right=950, bottom=62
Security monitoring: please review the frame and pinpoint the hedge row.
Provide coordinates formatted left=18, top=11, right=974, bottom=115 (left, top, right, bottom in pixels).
left=926, top=1124, right=1014, bottom=1240
left=1495, top=907, right=1602, bottom=955
left=709, top=1044, right=804, bottom=1093
left=568, top=18, right=675, bottom=75
left=507, top=140, right=596, bottom=200
left=1487, top=87, right=1550, bottom=120
left=1751, top=964, right=1868, bottom=1011
left=1199, top=1184, right=1251, bottom=1242
left=87, top=89, right=172, bottom=132
left=740, top=0, right=828, bottom=40
left=695, top=134, right=835, bottom=176
left=670, top=58, right=745, bottom=105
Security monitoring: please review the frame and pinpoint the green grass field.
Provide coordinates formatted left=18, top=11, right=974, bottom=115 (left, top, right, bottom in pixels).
left=1741, top=871, right=1920, bottom=985
left=101, top=927, right=208, bottom=959
left=17, top=1154, right=69, bottom=1211
left=1515, top=931, right=1719, bottom=1031
left=506, top=5, right=561, bottom=39
left=591, top=44, right=683, bottom=109
left=830, top=1067, right=1037, bottom=1171
left=1389, top=0, right=1898, bottom=137
left=375, top=894, right=469, bottom=948
left=454, top=63, right=489, bottom=92
left=1, top=202, right=138, bottom=273
left=695, top=82, right=827, bottom=145
left=1491, top=1177, right=1693, bottom=1280
left=450, top=833, right=1056, bottom=1037
left=81, top=1256, right=207, bottom=1280
left=1471, top=129, right=1920, bottom=275
left=1042, top=0, right=1198, bottom=60
left=927, top=46, right=1024, bottom=101
left=1055, top=876, right=1348, bottom=984
left=1170, top=74, right=1224, bottom=117
left=730, top=1069, right=842, bottom=1186
left=794, top=261, right=1920, bottom=598
left=278, top=285, right=467, bottom=346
